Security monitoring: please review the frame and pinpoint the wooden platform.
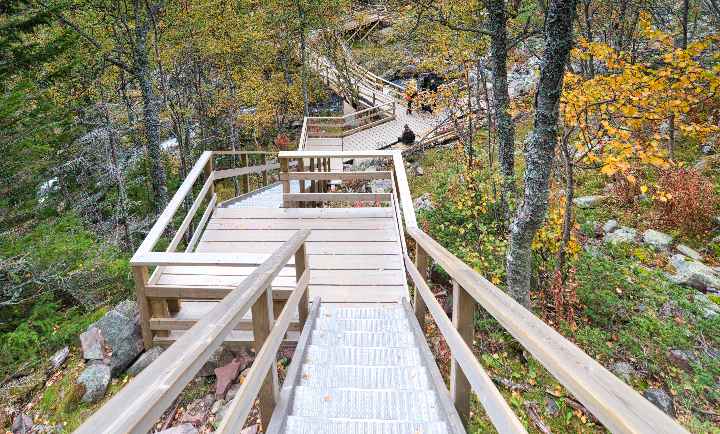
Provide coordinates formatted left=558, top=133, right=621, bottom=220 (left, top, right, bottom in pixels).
left=149, top=206, right=408, bottom=345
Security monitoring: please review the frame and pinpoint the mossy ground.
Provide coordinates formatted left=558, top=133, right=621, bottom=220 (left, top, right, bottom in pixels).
left=410, top=146, right=720, bottom=433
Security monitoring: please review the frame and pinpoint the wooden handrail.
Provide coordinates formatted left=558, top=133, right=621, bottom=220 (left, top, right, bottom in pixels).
left=215, top=271, right=312, bottom=432
left=133, top=151, right=213, bottom=256
left=405, top=255, right=527, bottom=433
left=274, top=149, right=689, bottom=433
left=77, top=229, right=311, bottom=434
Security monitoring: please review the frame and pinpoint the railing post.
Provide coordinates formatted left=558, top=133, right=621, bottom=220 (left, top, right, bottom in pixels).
left=240, top=153, right=250, bottom=193
left=204, top=153, right=214, bottom=198
left=298, top=158, right=306, bottom=209
left=451, top=279, right=476, bottom=425
left=280, top=158, right=290, bottom=208
left=414, top=245, right=429, bottom=325
left=132, top=265, right=154, bottom=349
left=261, top=153, right=268, bottom=186
left=252, top=285, right=278, bottom=430
left=295, top=243, right=309, bottom=325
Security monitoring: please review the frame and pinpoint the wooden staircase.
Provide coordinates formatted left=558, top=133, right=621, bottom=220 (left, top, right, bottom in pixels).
left=75, top=150, right=689, bottom=434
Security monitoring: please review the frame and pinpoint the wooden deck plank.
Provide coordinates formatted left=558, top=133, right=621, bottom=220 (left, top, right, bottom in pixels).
left=206, top=218, right=396, bottom=230
left=213, top=207, right=393, bottom=219
left=200, top=229, right=398, bottom=242
left=196, top=241, right=401, bottom=255
left=156, top=270, right=405, bottom=287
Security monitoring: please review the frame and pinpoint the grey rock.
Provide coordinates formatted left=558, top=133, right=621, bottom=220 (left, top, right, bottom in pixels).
left=544, top=398, right=559, bottom=416
left=198, top=346, right=235, bottom=377
left=414, top=165, right=424, bottom=176
left=413, top=193, right=434, bottom=212
left=180, top=394, right=214, bottom=426
left=11, top=413, right=33, bottom=434
left=642, top=229, right=673, bottom=250
left=676, top=244, right=702, bottom=261
left=369, top=179, right=392, bottom=193
left=80, top=326, right=106, bottom=361
left=667, top=349, right=697, bottom=372
left=668, top=254, right=720, bottom=290
left=210, top=399, right=224, bottom=415
left=31, top=425, right=63, bottom=433
left=603, top=219, right=619, bottom=233
left=49, top=346, right=69, bottom=370
left=156, top=424, right=198, bottom=434
left=92, top=302, right=143, bottom=376
left=573, top=195, right=605, bottom=209
left=77, top=362, right=111, bottom=403
left=694, top=292, right=719, bottom=319
left=225, top=382, right=241, bottom=401
left=603, top=227, right=637, bottom=244
left=127, top=346, right=163, bottom=376
left=644, top=388, right=675, bottom=417
left=612, top=362, right=636, bottom=382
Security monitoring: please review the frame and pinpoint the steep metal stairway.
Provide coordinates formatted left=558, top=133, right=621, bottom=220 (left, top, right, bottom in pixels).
left=267, top=301, right=465, bottom=434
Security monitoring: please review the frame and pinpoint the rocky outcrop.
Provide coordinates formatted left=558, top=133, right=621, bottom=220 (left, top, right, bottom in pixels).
left=604, top=227, right=637, bottom=244
left=127, top=346, right=164, bottom=376
left=642, top=229, right=673, bottom=250
left=643, top=388, right=675, bottom=417
left=77, top=363, right=111, bottom=403
left=676, top=244, right=702, bottom=261
left=572, top=195, right=605, bottom=209
left=668, top=254, right=720, bottom=290
left=93, top=300, right=143, bottom=376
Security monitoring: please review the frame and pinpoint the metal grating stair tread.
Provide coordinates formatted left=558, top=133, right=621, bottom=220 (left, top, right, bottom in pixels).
left=299, top=364, right=431, bottom=389
left=270, top=303, right=463, bottom=434
left=291, top=386, right=443, bottom=420
left=304, top=345, right=423, bottom=366
left=284, top=416, right=451, bottom=434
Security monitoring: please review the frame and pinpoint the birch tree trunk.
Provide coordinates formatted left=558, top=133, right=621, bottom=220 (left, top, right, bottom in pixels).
left=486, top=0, right=516, bottom=217
left=506, top=0, right=577, bottom=307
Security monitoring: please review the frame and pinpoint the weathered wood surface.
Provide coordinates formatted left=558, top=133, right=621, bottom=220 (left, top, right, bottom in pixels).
left=76, top=230, right=310, bottom=434
left=405, top=255, right=527, bottom=433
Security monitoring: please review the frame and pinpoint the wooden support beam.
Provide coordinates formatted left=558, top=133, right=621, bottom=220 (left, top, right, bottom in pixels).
left=414, top=245, right=429, bottom=326
left=295, top=244, right=309, bottom=325
left=133, top=266, right=154, bottom=349
left=451, top=280, right=476, bottom=425
left=283, top=193, right=391, bottom=202
left=240, top=154, right=250, bottom=193
left=280, top=158, right=290, bottom=208
left=261, top=154, right=268, bottom=186
left=251, top=286, right=279, bottom=430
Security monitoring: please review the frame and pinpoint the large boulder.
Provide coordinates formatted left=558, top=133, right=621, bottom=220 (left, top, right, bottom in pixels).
left=676, top=244, right=702, bottom=261
left=643, top=388, right=675, bottom=417
left=572, top=195, right=605, bottom=209
left=668, top=254, right=720, bottom=290
left=127, top=346, right=164, bottom=376
left=603, top=227, right=637, bottom=244
left=642, top=229, right=673, bottom=250
left=91, top=301, right=143, bottom=376
left=77, top=362, right=111, bottom=403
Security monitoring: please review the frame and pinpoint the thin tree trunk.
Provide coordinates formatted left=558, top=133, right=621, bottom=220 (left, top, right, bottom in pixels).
left=556, top=129, right=575, bottom=274
left=506, top=0, right=577, bottom=307
left=681, top=0, right=689, bottom=49
left=133, top=0, right=167, bottom=209
left=486, top=0, right=516, bottom=220
left=297, top=1, right=310, bottom=117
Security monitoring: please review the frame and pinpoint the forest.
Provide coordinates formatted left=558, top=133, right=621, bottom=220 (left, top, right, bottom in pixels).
left=1, top=0, right=720, bottom=432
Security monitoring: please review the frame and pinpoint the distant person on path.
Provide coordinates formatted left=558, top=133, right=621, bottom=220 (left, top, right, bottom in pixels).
left=404, top=80, right=418, bottom=115
left=399, top=124, right=415, bottom=145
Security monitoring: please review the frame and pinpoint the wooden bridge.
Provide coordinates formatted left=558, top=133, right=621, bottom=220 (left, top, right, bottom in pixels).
left=74, top=147, right=689, bottom=433
left=74, top=23, right=689, bottom=434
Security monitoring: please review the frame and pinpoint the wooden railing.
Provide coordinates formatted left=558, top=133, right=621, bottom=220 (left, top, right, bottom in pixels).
left=131, top=150, right=279, bottom=348
left=277, top=150, right=689, bottom=434
left=77, top=230, right=312, bottom=434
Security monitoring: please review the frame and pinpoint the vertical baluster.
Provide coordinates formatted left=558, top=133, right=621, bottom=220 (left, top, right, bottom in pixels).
left=295, top=243, right=309, bottom=325
left=132, top=266, right=154, bottom=348
left=451, top=280, right=475, bottom=425
left=280, top=158, right=290, bottom=208
left=261, top=153, right=268, bottom=186
left=414, top=245, right=429, bottom=325
left=252, top=286, right=278, bottom=430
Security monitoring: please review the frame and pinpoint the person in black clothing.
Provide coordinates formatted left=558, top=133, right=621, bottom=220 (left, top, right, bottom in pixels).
left=399, top=124, right=415, bottom=145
